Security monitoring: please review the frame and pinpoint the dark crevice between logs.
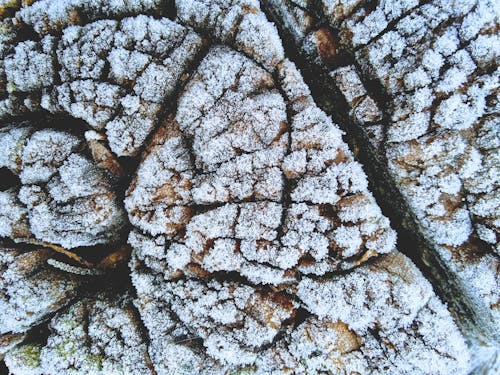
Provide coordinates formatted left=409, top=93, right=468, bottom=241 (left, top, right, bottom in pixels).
left=160, top=0, right=177, bottom=20
left=260, top=0, right=500, bottom=358
left=127, top=290, right=158, bottom=375
left=5, top=19, right=40, bottom=44
left=271, top=68, right=294, bottom=251
left=1, top=112, right=90, bottom=138
left=0, top=167, right=19, bottom=191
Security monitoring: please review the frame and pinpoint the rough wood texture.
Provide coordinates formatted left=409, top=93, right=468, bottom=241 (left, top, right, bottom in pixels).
left=0, top=0, right=497, bottom=373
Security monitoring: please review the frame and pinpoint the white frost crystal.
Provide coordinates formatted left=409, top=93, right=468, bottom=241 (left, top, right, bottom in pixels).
left=4, top=37, right=55, bottom=92
left=17, top=0, right=165, bottom=34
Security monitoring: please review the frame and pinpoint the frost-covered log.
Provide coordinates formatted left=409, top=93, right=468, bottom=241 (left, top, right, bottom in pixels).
left=4, top=291, right=152, bottom=375
left=125, top=4, right=468, bottom=372
left=0, top=0, right=496, bottom=373
left=263, top=0, right=500, bottom=367
left=0, top=125, right=126, bottom=248
left=0, top=245, right=82, bottom=335
left=126, top=47, right=396, bottom=279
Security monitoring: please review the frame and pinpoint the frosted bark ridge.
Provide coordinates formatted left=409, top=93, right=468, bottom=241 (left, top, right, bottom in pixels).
left=0, top=0, right=489, bottom=374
